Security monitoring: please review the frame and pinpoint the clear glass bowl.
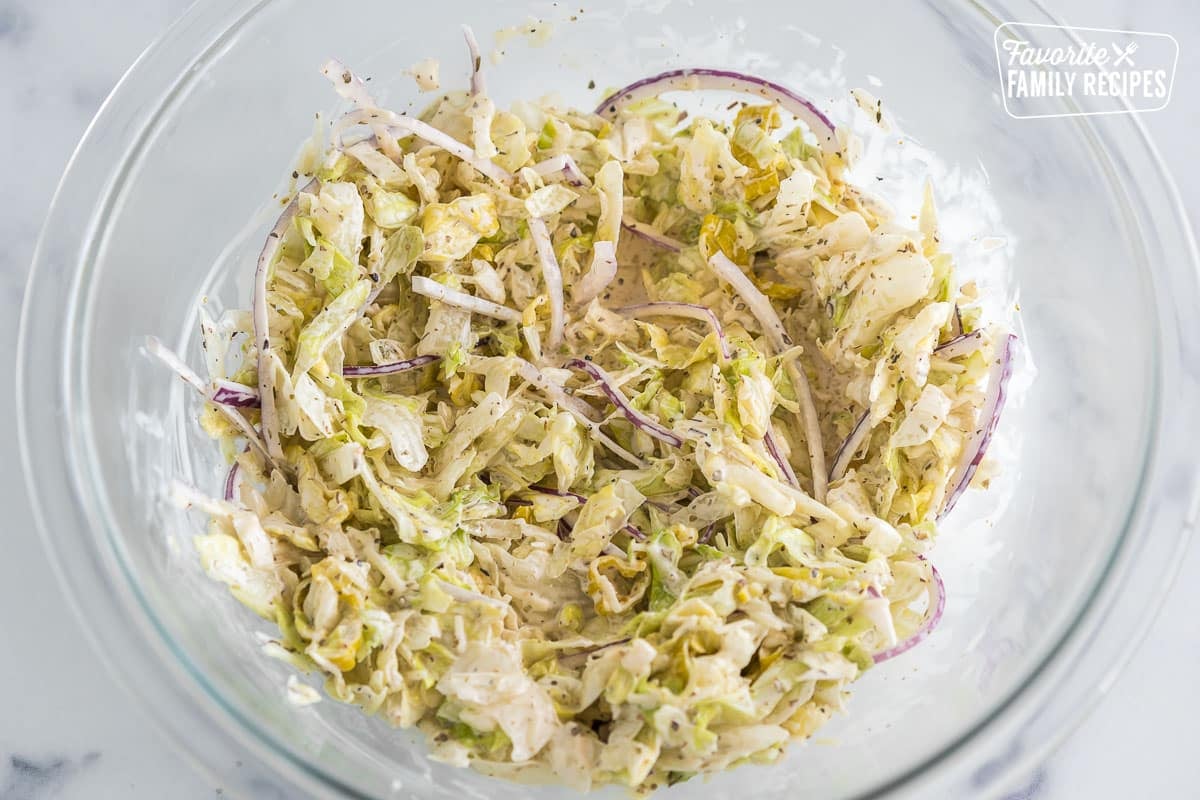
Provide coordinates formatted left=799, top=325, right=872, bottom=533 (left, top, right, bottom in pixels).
left=17, top=1, right=1200, bottom=798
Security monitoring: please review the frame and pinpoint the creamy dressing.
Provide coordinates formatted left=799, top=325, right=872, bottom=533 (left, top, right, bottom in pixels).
left=597, top=234, right=658, bottom=307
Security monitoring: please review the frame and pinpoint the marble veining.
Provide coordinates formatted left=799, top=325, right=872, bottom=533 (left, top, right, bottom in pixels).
left=0, top=1, right=1195, bottom=798
left=0, top=5, right=32, bottom=48
left=0, top=754, right=100, bottom=800
left=1001, top=770, right=1045, bottom=800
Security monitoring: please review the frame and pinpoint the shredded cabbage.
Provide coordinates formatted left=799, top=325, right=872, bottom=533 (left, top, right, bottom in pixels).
left=164, top=44, right=1007, bottom=795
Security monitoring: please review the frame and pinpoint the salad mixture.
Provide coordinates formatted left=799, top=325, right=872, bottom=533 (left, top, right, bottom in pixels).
left=157, top=30, right=1012, bottom=794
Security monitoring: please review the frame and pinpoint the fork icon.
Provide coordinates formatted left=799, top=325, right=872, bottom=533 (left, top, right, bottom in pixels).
left=1112, top=41, right=1138, bottom=66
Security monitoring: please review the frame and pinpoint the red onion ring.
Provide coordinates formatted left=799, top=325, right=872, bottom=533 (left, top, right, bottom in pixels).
left=223, top=462, right=240, bottom=502
left=320, top=58, right=378, bottom=108
left=616, top=302, right=731, bottom=362
left=462, top=25, right=486, bottom=97
left=209, top=379, right=260, bottom=408
left=934, top=330, right=986, bottom=360
left=873, top=562, right=945, bottom=664
left=622, top=217, right=685, bottom=252
left=336, top=109, right=513, bottom=184
left=615, top=302, right=795, bottom=487
left=564, top=359, right=684, bottom=447
left=595, top=68, right=839, bottom=158
left=146, top=336, right=274, bottom=467
left=253, top=178, right=318, bottom=462
left=342, top=355, right=439, bottom=377
left=707, top=252, right=827, bottom=499
left=763, top=427, right=800, bottom=488
left=706, top=252, right=792, bottom=350
left=532, top=154, right=589, bottom=187
left=939, top=334, right=1016, bottom=518
left=829, top=411, right=871, bottom=482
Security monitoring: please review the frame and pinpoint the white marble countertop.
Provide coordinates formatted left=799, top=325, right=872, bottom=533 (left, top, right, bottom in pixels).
left=1, top=1, right=1196, bottom=798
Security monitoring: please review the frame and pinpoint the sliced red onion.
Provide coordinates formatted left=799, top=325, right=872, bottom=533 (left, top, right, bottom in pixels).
left=574, top=240, right=618, bottom=307
left=763, top=427, right=800, bottom=488
left=873, top=562, right=946, bottom=664
left=938, top=334, right=1016, bottom=518
left=345, top=140, right=407, bottom=185
left=531, top=154, right=589, bottom=187
left=516, top=359, right=599, bottom=423
left=254, top=178, right=317, bottom=461
left=320, top=58, right=379, bottom=108
left=622, top=217, right=684, bottom=252
left=342, top=131, right=399, bottom=168
left=146, top=337, right=274, bottom=467
left=515, top=359, right=646, bottom=467
left=530, top=485, right=644, bottom=540
left=337, top=108, right=513, bottom=184
left=699, top=522, right=718, bottom=544
left=617, top=302, right=731, bottom=362
left=595, top=68, right=839, bottom=158
left=829, top=411, right=871, bottom=482
left=934, top=329, right=985, bottom=361
left=528, top=217, right=565, bottom=348
left=223, top=462, right=240, bottom=502
left=706, top=253, right=792, bottom=351
left=146, top=335, right=208, bottom=395
left=321, top=62, right=407, bottom=162
left=343, top=355, right=439, bottom=377
left=410, top=274, right=521, bottom=322
left=461, top=25, right=486, bottom=97
left=564, top=358, right=684, bottom=447
left=210, top=379, right=260, bottom=408
left=707, top=252, right=827, bottom=499
left=785, top=358, right=827, bottom=502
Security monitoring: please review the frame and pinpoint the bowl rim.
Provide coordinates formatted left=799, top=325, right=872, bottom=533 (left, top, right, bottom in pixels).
left=17, top=0, right=1200, bottom=798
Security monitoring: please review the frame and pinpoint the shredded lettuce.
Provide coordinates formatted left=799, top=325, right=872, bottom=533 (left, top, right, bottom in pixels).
left=168, top=49, right=1005, bottom=795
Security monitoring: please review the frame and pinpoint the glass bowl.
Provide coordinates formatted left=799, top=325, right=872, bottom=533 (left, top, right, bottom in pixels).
left=17, top=0, right=1200, bottom=798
